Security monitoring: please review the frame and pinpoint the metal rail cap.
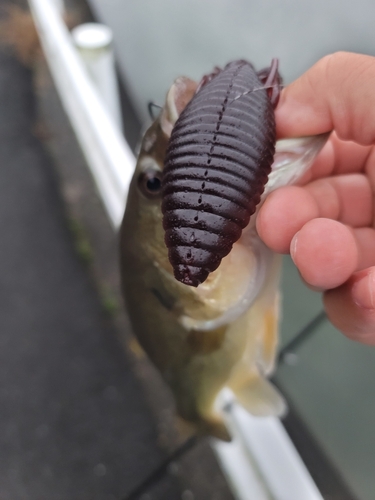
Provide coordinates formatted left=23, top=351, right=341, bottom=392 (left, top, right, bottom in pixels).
left=72, top=23, right=113, bottom=50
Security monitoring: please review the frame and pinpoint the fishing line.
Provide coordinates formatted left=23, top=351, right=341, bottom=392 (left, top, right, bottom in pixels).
left=229, top=83, right=285, bottom=105
left=277, top=310, right=326, bottom=365
left=121, top=435, right=199, bottom=500
left=148, top=101, right=162, bottom=120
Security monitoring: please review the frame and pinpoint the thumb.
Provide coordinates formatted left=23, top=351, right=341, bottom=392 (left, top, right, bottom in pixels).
left=276, top=52, right=375, bottom=145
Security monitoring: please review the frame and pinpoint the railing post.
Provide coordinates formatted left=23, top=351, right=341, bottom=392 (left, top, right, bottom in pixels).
left=72, top=23, right=123, bottom=131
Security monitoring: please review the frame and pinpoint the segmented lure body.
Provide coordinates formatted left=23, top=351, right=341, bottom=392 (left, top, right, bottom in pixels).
left=162, top=59, right=281, bottom=287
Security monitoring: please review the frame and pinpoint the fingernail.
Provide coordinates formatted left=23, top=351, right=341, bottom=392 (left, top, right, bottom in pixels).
left=352, top=271, right=375, bottom=310
left=290, top=233, right=299, bottom=263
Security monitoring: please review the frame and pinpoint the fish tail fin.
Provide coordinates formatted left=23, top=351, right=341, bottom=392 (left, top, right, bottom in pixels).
left=232, top=372, right=287, bottom=417
left=177, top=400, right=232, bottom=441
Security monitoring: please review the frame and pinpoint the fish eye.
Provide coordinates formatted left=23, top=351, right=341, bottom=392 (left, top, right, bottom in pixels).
left=138, top=169, right=163, bottom=198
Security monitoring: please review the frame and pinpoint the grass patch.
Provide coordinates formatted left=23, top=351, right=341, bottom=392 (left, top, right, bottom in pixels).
left=68, top=217, right=94, bottom=265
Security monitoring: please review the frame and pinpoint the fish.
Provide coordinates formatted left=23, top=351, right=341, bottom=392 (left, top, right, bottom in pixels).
left=120, top=69, right=329, bottom=441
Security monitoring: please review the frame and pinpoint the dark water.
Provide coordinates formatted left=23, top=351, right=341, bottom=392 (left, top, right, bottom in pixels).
left=90, top=0, right=375, bottom=121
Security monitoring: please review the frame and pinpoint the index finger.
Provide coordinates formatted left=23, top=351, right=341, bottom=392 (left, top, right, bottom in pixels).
left=299, top=133, right=373, bottom=183
left=276, top=52, right=375, bottom=145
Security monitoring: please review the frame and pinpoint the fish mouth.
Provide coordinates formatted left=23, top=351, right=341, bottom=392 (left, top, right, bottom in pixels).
left=179, top=229, right=274, bottom=331
left=174, top=264, right=209, bottom=288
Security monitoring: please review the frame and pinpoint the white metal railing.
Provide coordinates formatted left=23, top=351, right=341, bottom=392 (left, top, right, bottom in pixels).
left=28, top=1, right=324, bottom=499
left=71, top=23, right=123, bottom=131
left=28, top=0, right=134, bottom=228
left=213, top=390, right=323, bottom=500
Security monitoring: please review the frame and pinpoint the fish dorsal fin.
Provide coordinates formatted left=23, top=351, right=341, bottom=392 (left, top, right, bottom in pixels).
left=160, top=76, right=198, bottom=137
left=263, top=133, right=330, bottom=198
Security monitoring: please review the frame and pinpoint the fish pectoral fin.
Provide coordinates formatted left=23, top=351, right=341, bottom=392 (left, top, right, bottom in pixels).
left=257, top=297, right=280, bottom=376
left=230, top=372, right=287, bottom=417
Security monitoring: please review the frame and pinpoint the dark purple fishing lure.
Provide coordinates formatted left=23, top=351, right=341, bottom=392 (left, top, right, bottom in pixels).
left=162, top=59, right=282, bottom=287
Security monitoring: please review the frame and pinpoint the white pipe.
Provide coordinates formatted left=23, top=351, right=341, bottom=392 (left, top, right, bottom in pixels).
left=213, top=431, right=272, bottom=500
left=51, top=0, right=64, bottom=15
left=232, top=409, right=323, bottom=500
left=72, top=23, right=123, bottom=130
left=28, top=0, right=135, bottom=228
left=212, top=390, right=324, bottom=500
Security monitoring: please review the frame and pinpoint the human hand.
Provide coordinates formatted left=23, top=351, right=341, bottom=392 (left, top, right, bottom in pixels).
left=257, top=52, right=375, bottom=344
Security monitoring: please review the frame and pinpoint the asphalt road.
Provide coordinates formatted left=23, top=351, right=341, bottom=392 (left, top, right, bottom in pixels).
left=0, top=38, right=183, bottom=500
